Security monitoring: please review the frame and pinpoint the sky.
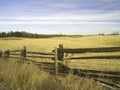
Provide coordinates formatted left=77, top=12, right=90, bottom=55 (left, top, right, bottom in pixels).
left=0, top=0, right=120, bottom=35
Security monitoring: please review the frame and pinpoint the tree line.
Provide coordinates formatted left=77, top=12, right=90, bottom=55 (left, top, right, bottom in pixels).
left=0, top=31, right=119, bottom=38
left=0, top=31, right=65, bottom=38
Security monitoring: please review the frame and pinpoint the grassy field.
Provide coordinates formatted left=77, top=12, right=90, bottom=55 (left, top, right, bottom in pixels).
left=0, top=35, right=120, bottom=51
left=0, top=35, right=120, bottom=71
left=0, top=35, right=120, bottom=90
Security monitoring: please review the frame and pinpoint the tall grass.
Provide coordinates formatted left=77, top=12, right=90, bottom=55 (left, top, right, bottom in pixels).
left=0, top=59, right=107, bottom=90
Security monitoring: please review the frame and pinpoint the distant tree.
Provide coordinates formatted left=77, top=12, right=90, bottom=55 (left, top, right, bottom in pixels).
left=111, top=31, right=119, bottom=35
left=0, top=32, right=1, bottom=38
left=99, top=33, right=105, bottom=36
left=0, top=31, right=74, bottom=38
left=1, top=32, right=7, bottom=37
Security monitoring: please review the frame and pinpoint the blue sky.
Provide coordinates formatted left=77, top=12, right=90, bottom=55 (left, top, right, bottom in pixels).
left=0, top=0, right=120, bottom=34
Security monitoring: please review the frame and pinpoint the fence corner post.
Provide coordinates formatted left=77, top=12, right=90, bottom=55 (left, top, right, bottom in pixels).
left=54, top=47, right=58, bottom=75
left=58, top=44, right=64, bottom=60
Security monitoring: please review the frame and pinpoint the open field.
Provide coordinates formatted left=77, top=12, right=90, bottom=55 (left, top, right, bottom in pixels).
left=0, top=35, right=120, bottom=51
left=0, top=35, right=120, bottom=71
left=0, top=35, right=120, bottom=90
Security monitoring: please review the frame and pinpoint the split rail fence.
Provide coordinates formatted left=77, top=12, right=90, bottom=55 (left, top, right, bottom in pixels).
left=0, top=44, right=120, bottom=89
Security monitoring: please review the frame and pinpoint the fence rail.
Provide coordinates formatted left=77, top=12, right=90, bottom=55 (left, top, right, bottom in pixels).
left=10, top=53, right=20, bottom=55
left=27, top=55, right=54, bottom=58
left=27, top=51, right=54, bottom=55
left=59, top=47, right=120, bottom=53
left=10, top=50, right=20, bottom=52
left=63, top=55, right=120, bottom=60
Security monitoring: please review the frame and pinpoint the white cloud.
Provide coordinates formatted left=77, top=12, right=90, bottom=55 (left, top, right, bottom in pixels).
left=97, top=0, right=117, bottom=2
left=0, top=10, right=119, bottom=25
left=0, top=14, right=119, bottom=21
left=49, top=2, right=76, bottom=9
left=0, top=20, right=119, bottom=25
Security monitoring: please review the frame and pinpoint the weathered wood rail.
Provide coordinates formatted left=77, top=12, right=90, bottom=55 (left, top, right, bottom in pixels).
left=61, top=47, right=120, bottom=53
left=63, top=55, right=120, bottom=60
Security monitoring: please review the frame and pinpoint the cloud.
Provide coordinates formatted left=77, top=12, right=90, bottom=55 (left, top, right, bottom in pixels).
left=97, top=0, right=118, bottom=1
left=0, top=10, right=120, bottom=21
left=48, top=2, right=77, bottom=9
left=0, top=0, right=119, bottom=26
left=0, top=20, right=119, bottom=25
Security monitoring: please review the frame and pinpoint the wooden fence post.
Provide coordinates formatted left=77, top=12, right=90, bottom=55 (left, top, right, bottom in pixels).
left=54, top=47, right=58, bottom=75
left=20, top=49, right=22, bottom=60
left=0, top=50, right=2, bottom=58
left=57, top=44, right=64, bottom=60
left=21, top=46, right=26, bottom=61
left=5, top=49, right=10, bottom=59
left=23, top=46, right=26, bottom=60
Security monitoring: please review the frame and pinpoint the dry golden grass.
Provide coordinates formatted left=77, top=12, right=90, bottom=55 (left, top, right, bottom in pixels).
left=0, top=35, right=120, bottom=51
left=0, top=59, right=107, bottom=90
left=64, top=59, right=120, bottom=71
